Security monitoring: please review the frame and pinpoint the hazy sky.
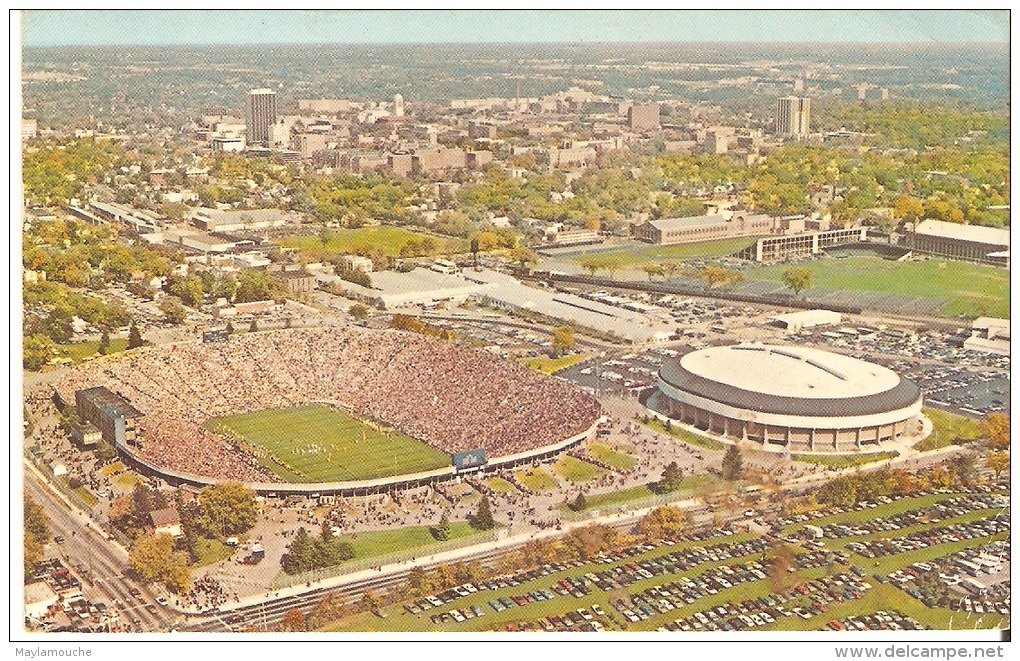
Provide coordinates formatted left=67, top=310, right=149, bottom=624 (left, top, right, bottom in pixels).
left=21, top=9, right=1009, bottom=47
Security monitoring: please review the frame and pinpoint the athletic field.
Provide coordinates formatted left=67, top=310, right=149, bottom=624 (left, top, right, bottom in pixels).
left=744, top=256, right=1009, bottom=318
left=207, top=404, right=451, bottom=483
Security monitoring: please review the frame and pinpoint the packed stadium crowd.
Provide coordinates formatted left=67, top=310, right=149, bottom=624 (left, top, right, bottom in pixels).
left=54, top=328, right=602, bottom=483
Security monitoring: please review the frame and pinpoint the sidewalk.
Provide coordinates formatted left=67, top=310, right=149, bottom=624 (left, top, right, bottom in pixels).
left=187, top=497, right=700, bottom=615
left=23, top=457, right=129, bottom=560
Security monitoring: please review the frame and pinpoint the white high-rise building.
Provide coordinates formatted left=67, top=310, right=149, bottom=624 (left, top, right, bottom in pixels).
left=247, top=88, right=278, bottom=145
left=393, top=93, right=405, bottom=117
left=776, top=96, right=811, bottom=136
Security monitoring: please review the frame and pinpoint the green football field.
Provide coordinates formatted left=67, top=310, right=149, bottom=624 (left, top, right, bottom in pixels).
left=207, top=404, right=451, bottom=483
left=744, top=256, right=1010, bottom=318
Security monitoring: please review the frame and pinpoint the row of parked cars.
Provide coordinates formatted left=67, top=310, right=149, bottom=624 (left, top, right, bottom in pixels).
left=888, top=541, right=1011, bottom=617
left=659, top=572, right=872, bottom=632
left=826, top=611, right=925, bottom=631
left=504, top=605, right=610, bottom=632
left=776, top=486, right=1007, bottom=532
left=847, top=515, right=1009, bottom=558
left=406, top=558, right=597, bottom=615
left=818, top=494, right=1008, bottom=539
left=614, top=558, right=771, bottom=624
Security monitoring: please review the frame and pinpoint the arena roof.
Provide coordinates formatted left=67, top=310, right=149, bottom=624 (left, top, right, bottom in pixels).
left=914, top=219, right=1009, bottom=247
left=660, top=344, right=922, bottom=417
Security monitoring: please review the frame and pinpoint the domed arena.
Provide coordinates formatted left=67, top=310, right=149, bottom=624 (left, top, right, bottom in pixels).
left=55, top=327, right=602, bottom=491
left=645, top=344, right=924, bottom=453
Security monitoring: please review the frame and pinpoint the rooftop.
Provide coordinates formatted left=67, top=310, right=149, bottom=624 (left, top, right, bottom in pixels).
left=679, top=344, right=900, bottom=400
left=150, top=506, right=181, bottom=528
left=645, top=213, right=770, bottom=232
left=914, top=219, right=1009, bottom=247
left=77, top=385, right=144, bottom=419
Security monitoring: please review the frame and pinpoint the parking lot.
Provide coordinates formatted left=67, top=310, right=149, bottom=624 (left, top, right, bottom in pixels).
left=330, top=486, right=1009, bottom=632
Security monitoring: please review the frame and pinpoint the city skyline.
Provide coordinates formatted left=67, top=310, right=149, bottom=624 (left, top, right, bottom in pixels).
left=21, top=9, right=1009, bottom=47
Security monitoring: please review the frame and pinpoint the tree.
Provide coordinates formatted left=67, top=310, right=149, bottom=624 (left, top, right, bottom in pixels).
left=97, top=329, right=111, bottom=355
left=404, top=566, right=433, bottom=597
left=985, top=451, right=1009, bottom=479
left=641, top=263, right=664, bottom=281
left=892, top=194, right=924, bottom=229
left=510, top=245, right=538, bottom=272
left=981, top=413, right=1010, bottom=451
left=661, top=261, right=681, bottom=280
left=636, top=506, right=688, bottom=540
left=225, top=320, right=235, bottom=335
left=309, top=594, right=347, bottom=628
left=767, top=543, right=798, bottom=591
left=24, top=494, right=49, bottom=574
left=348, top=304, right=369, bottom=321
left=280, top=608, right=307, bottom=632
left=432, top=514, right=452, bottom=541
left=23, top=334, right=57, bottom=370
left=235, top=269, right=283, bottom=303
left=579, top=254, right=603, bottom=276
left=128, top=533, right=192, bottom=593
left=781, top=267, right=813, bottom=297
left=700, top=266, right=742, bottom=288
left=318, top=227, right=335, bottom=250
left=551, top=326, right=575, bottom=356
left=249, top=319, right=258, bottom=333
left=571, top=493, right=587, bottom=512
left=470, top=237, right=481, bottom=269
left=158, top=297, right=187, bottom=325
left=471, top=496, right=495, bottom=530
left=193, top=483, right=259, bottom=538
left=657, top=461, right=684, bottom=493
left=722, top=444, right=743, bottom=481
left=166, top=274, right=205, bottom=307
left=360, top=589, right=380, bottom=613
left=127, top=322, right=144, bottom=349
left=948, top=454, right=977, bottom=487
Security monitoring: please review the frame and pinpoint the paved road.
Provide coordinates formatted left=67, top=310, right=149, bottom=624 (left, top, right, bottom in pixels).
left=24, top=465, right=179, bottom=632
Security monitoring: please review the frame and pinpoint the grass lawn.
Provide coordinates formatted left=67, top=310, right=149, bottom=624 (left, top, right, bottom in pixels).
left=99, top=461, right=126, bottom=476
left=59, top=338, right=129, bottom=363
left=642, top=418, right=727, bottom=451
left=575, top=474, right=706, bottom=512
left=339, top=522, right=481, bottom=561
left=743, top=256, right=1010, bottom=319
left=520, top=353, right=592, bottom=375
left=568, top=237, right=759, bottom=269
left=485, top=477, right=517, bottom=494
left=113, top=471, right=142, bottom=488
left=580, top=484, right=657, bottom=511
left=790, top=451, right=898, bottom=468
left=206, top=404, right=451, bottom=482
left=72, top=486, right=98, bottom=507
left=278, top=226, right=459, bottom=260
left=553, top=455, right=607, bottom=483
left=193, top=537, right=234, bottom=567
left=785, top=494, right=952, bottom=533
left=515, top=467, right=559, bottom=491
left=587, top=443, right=637, bottom=471
left=916, top=407, right=983, bottom=451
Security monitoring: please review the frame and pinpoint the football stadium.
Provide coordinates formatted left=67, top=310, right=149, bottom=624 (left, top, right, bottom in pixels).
left=644, top=344, right=925, bottom=453
left=54, top=327, right=602, bottom=495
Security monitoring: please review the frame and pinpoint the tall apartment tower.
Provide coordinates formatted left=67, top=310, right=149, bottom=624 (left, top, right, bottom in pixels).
left=393, top=93, right=405, bottom=117
left=247, top=88, right=278, bottom=145
left=776, top=96, right=810, bottom=136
